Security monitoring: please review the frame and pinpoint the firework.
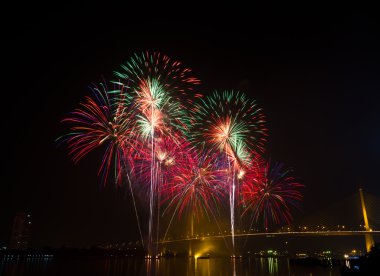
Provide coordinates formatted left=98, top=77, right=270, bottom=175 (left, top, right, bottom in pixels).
left=191, top=90, right=267, bottom=253
left=132, top=133, right=192, bottom=195
left=58, top=82, right=135, bottom=186
left=241, top=161, right=304, bottom=228
left=114, top=52, right=201, bottom=257
left=191, top=90, right=267, bottom=169
left=115, top=52, right=202, bottom=136
left=58, top=52, right=304, bottom=258
left=162, top=149, right=226, bottom=221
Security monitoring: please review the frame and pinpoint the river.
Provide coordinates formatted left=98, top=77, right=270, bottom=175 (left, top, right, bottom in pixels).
left=0, top=255, right=344, bottom=276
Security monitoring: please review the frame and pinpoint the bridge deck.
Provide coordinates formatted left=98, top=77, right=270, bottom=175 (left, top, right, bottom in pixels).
left=158, top=230, right=380, bottom=244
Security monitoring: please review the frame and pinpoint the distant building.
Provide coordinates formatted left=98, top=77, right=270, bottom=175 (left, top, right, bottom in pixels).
left=9, top=212, right=32, bottom=250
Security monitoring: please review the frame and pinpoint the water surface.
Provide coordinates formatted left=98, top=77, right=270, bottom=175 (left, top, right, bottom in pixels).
left=0, top=255, right=342, bottom=276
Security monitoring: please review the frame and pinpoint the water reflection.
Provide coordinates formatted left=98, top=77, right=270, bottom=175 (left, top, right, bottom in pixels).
left=267, top=257, right=278, bottom=275
left=0, top=255, right=341, bottom=276
left=1, top=255, right=53, bottom=276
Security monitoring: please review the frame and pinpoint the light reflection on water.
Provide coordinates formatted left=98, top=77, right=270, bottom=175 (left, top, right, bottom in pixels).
left=0, top=255, right=341, bottom=276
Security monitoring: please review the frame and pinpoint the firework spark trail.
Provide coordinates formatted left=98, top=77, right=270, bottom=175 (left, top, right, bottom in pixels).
left=57, top=82, right=151, bottom=247
left=147, top=106, right=155, bottom=256
left=156, top=169, right=162, bottom=255
left=59, top=53, right=305, bottom=258
left=238, top=156, right=265, bottom=249
left=229, top=160, right=236, bottom=252
left=162, top=150, right=225, bottom=219
left=191, top=90, right=267, bottom=255
left=115, top=52, right=200, bottom=256
left=126, top=172, right=144, bottom=249
left=160, top=149, right=225, bottom=244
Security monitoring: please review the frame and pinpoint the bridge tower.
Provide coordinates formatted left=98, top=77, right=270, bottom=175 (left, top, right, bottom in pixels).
left=188, top=211, right=194, bottom=257
left=359, top=188, right=374, bottom=252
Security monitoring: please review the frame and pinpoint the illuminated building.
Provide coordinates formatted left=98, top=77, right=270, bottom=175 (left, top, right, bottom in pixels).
left=9, top=212, right=32, bottom=250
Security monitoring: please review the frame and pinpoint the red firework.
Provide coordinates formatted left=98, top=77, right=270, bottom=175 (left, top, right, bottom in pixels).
left=59, top=82, right=136, bottom=186
left=162, top=149, right=226, bottom=220
left=131, top=133, right=192, bottom=197
left=241, top=160, right=304, bottom=228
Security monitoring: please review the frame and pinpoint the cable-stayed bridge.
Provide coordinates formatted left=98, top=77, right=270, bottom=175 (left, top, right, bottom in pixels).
left=158, top=189, right=380, bottom=252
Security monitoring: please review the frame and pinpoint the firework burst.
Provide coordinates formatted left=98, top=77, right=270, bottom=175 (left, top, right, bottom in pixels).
left=241, top=161, right=304, bottom=228
left=58, top=82, right=135, bottom=186
left=191, top=90, right=267, bottom=169
left=190, top=90, right=267, bottom=253
left=58, top=52, right=304, bottom=258
left=114, top=52, right=201, bottom=257
left=162, top=150, right=226, bottom=221
left=132, top=134, right=192, bottom=194
left=115, top=52, right=202, bottom=136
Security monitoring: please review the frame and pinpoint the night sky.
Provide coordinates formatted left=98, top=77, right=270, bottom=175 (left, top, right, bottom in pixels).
left=1, top=3, right=380, bottom=248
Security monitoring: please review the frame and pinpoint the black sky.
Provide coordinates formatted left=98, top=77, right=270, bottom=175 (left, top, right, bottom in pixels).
left=1, top=2, right=380, bottom=248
